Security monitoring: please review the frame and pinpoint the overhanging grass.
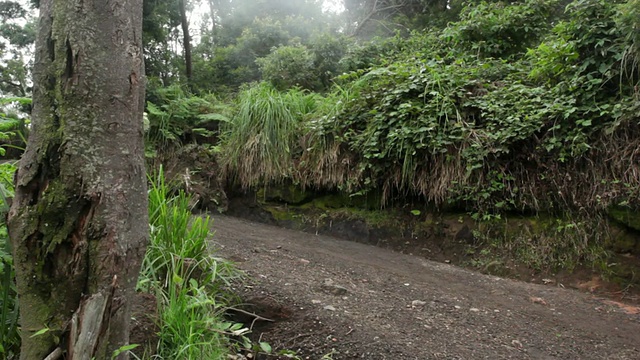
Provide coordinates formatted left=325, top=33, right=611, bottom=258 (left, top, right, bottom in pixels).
left=219, top=82, right=317, bottom=188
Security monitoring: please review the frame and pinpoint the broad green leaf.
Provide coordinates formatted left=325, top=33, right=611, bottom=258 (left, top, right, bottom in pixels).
left=259, top=342, right=272, bottom=353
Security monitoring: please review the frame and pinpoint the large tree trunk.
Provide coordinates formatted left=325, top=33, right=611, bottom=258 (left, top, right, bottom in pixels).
left=179, top=0, right=192, bottom=81
left=7, top=0, right=147, bottom=359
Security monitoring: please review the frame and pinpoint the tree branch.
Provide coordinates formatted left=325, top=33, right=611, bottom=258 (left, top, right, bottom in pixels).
left=44, top=348, right=63, bottom=360
left=0, top=79, right=26, bottom=96
left=352, top=0, right=408, bottom=36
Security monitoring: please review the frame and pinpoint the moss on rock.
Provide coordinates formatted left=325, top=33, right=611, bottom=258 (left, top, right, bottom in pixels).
left=607, top=206, right=640, bottom=232
left=607, top=224, right=640, bottom=254
left=258, top=185, right=313, bottom=205
left=264, top=205, right=296, bottom=222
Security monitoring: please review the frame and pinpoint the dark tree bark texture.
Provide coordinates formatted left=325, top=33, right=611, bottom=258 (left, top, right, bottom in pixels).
left=7, top=0, right=147, bottom=359
left=179, top=0, right=192, bottom=81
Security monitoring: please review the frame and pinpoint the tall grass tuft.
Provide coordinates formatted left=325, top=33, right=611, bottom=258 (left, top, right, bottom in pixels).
left=138, top=167, right=239, bottom=359
left=220, top=82, right=316, bottom=188
left=616, top=0, right=640, bottom=85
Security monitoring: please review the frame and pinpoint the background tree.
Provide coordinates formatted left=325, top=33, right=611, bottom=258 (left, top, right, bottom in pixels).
left=143, top=0, right=182, bottom=84
left=343, top=0, right=452, bottom=36
left=179, top=0, right=193, bottom=82
left=0, top=1, right=36, bottom=97
left=7, top=0, right=147, bottom=359
left=190, top=0, right=340, bottom=92
left=257, top=44, right=316, bottom=90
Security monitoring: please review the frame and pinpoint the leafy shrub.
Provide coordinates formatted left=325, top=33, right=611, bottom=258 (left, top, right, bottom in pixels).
left=0, top=97, right=30, bottom=157
left=234, top=17, right=291, bottom=59
left=217, top=0, right=640, bottom=220
left=442, top=0, right=558, bottom=59
left=308, top=33, right=349, bottom=89
left=256, top=45, right=315, bottom=90
left=145, top=85, right=231, bottom=152
left=296, top=0, right=639, bottom=215
left=338, top=34, right=406, bottom=73
left=0, top=161, right=17, bottom=358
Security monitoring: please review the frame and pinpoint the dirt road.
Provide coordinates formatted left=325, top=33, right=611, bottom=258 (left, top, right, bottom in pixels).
left=211, top=215, right=640, bottom=359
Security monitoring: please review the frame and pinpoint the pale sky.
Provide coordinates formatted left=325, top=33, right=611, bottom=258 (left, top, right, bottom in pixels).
left=191, top=0, right=345, bottom=43
left=192, top=0, right=345, bottom=28
left=323, top=0, right=346, bottom=13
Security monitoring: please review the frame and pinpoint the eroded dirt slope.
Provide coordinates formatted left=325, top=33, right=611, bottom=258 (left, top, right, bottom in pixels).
left=211, top=215, right=640, bottom=359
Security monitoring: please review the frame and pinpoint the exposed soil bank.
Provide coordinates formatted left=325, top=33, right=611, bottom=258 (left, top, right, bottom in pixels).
left=224, top=192, right=640, bottom=301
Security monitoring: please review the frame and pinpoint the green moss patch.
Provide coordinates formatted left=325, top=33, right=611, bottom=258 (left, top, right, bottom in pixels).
left=608, top=206, right=640, bottom=232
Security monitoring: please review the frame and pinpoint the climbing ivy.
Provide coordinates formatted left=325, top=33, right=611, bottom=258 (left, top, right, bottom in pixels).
left=297, top=0, right=640, bottom=215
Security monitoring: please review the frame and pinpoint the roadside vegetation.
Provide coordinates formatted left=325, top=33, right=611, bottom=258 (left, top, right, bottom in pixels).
left=0, top=97, right=27, bottom=359
left=137, top=168, right=241, bottom=358
left=1, top=0, right=639, bottom=357
left=212, top=0, right=639, bottom=273
left=141, top=0, right=639, bottom=279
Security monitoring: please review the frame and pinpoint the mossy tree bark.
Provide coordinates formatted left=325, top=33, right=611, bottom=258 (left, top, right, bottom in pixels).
left=7, top=0, right=147, bottom=359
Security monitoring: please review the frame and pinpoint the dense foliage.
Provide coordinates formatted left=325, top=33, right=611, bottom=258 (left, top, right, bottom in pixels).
left=0, top=160, right=17, bottom=358
left=219, top=0, right=640, bottom=218
left=0, top=97, right=27, bottom=359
